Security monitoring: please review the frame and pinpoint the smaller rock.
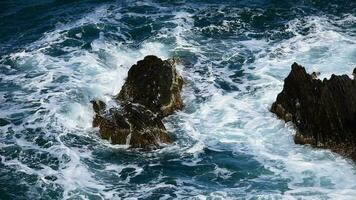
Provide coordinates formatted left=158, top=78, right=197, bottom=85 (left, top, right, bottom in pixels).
left=91, top=56, right=184, bottom=149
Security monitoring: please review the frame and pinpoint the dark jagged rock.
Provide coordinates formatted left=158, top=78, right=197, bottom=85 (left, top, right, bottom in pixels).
left=117, top=55, right=183, bottom=117
left=271, top=63, right=356, bottom=160
left=92, top=101, right=171, bottom=149
left=91, top=55, right=183, bottom=149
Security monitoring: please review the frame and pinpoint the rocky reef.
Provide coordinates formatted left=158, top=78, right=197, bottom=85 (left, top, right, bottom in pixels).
left=92, top=56, right=183, bottom=149
left=271, top=63, right=356, bottom=160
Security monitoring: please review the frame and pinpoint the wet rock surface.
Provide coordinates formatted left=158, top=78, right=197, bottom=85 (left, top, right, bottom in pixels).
left=117, top=55, right=183, bottom=117
left=91, top=56, right=183, bottom=149
left=271, top=63, right=356, bottom=160
left=92, top=101, right=170, bottom=148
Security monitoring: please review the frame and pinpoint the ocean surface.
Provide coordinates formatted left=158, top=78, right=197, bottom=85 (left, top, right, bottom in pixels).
left=0, top=0, right=356, bottom=199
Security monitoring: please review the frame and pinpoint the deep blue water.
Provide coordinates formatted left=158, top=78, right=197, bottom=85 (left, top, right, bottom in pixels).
left=0, top=0, right=356, bottom=199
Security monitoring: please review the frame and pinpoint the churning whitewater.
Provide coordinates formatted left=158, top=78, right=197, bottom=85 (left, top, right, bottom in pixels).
left=0, top=0, right=356, bottom=199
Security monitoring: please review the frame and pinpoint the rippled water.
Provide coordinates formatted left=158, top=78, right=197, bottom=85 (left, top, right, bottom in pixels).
left=1, top=0, right=356, bottom=199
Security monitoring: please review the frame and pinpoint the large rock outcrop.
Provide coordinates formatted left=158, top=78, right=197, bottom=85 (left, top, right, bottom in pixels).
left=271, top=63, right=356, bottom=160
left=92, top=55, right=183, bottom=149
left=117, top=55, right=183, bottom=117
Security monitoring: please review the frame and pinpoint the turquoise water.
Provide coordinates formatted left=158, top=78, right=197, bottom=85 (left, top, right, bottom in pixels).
left=0, top=0, right=356, bottom=199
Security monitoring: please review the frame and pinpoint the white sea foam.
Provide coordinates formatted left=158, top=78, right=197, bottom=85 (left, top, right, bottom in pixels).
left=1, top=1, right=356, bottom=199
left=0, top=3, right=172, bottom=199
left=162, top=11, right=356, bottom=199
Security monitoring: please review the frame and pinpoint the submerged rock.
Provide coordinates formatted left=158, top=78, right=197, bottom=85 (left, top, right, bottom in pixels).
left=271, top=63, right=356, bottom=160
left=44, top=175, right=57, bottom=182
left=91, top=55, right=183, bottom=149
left=117, top=55, right=183, bottom=117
